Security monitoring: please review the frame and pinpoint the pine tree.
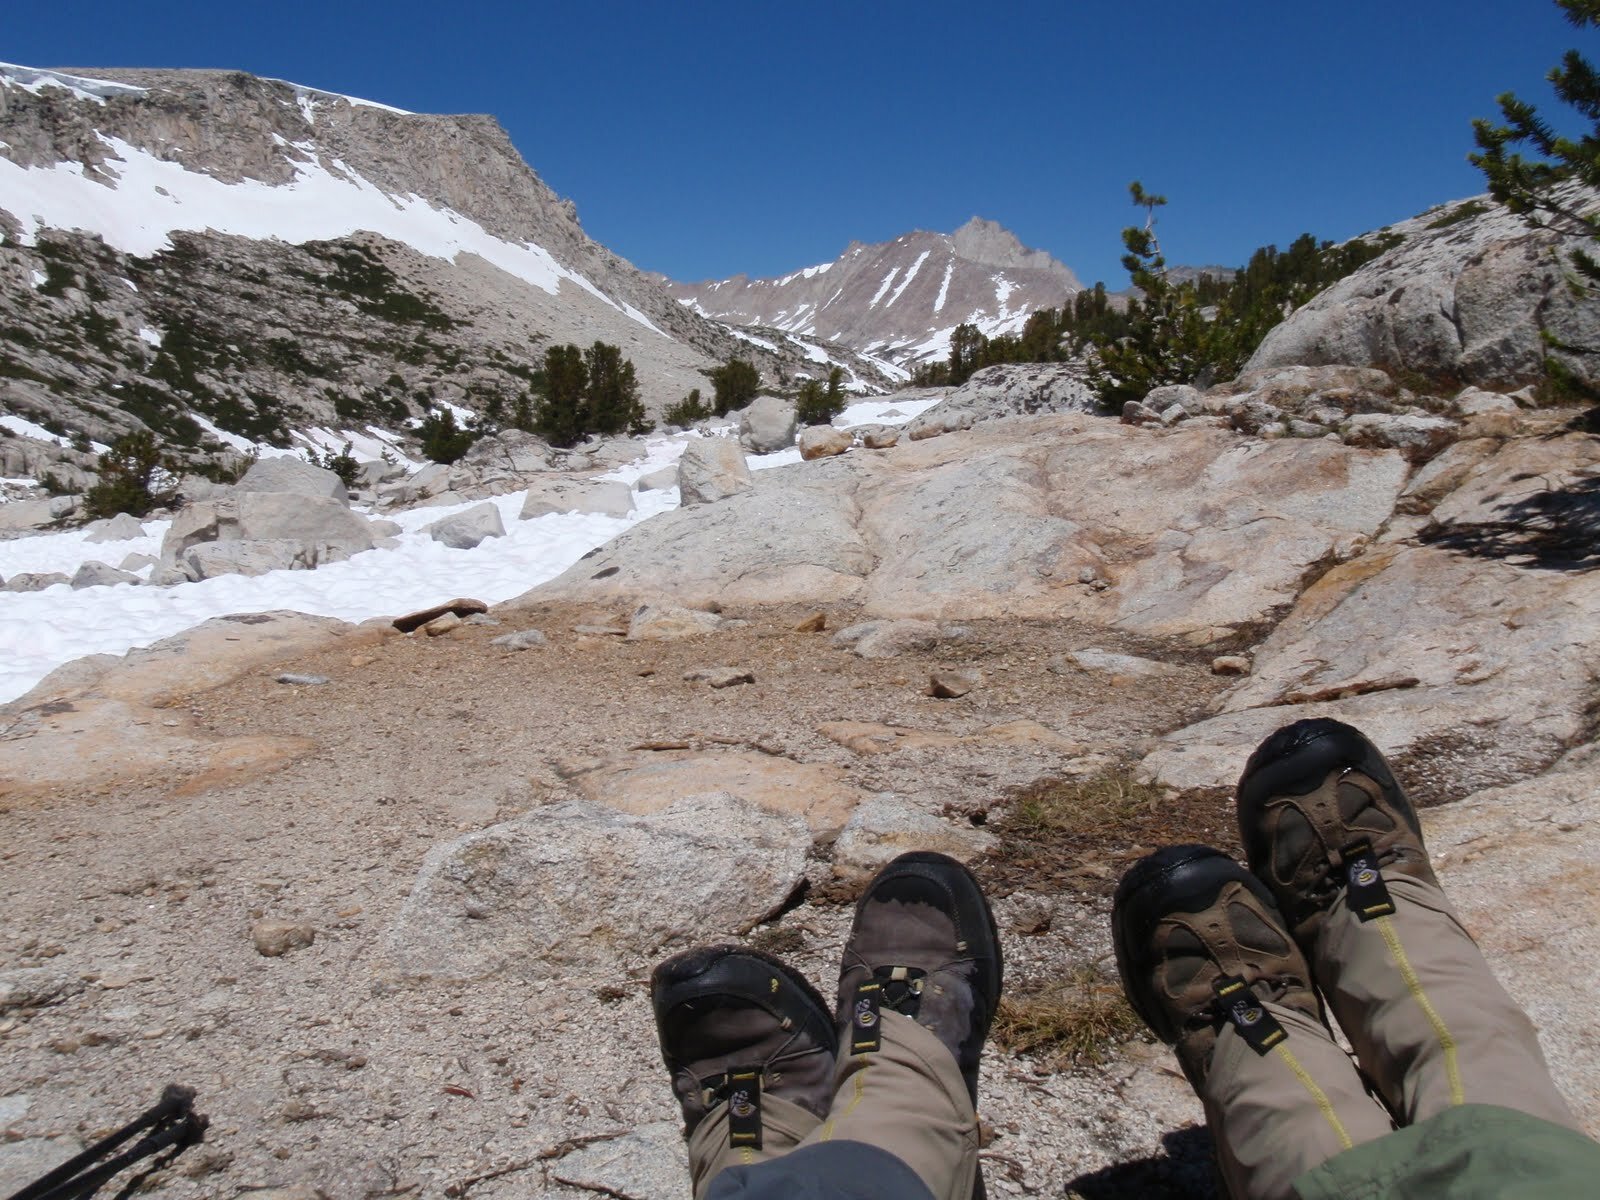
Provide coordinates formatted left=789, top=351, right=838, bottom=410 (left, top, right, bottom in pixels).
left=418, top=408, right=478, bottom=464
left=584, top=340, right=641, bottom=436
left=1088, top=182, right=1237, bottom=411
left=709, top=358, right=761, bottom=416
left=797, top=367, right=848, bottom=425
left=84, top=431, right=180, bottom=518
left=1470, top=0, right=1600, bottom=292
left=948, top=323, right=986, bottom=386
left=534, top=343, right=589, bottom=447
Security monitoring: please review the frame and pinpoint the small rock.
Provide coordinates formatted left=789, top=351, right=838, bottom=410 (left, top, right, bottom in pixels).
left=926, top=670, right=980, bottom=698
left=5, top=571, right=71, bottom=593
left=1121, top=400, right=1160, bottom=426
left=236, top=1186, right=326, bottom=1200
left=635, top=465, right=680, bottom=493
left=859, top=425, right=900, bottom=450
left=835, top=619, right=941, bottom=659
left=275, top=673, right=330, bottom=686
left=683, top=667, right=756, bottom=689
left=71, top=561, right=144, bottom=589
left=84, top=513, right=147, bottom=543
left=0, top=970, right=80, bottom=1014
left=423, top=612, right=462, bottom=637
left=1066, top=649, right=1181, bottom=678
left=1210, top=655, right=1252, bottom=676
left=425, top=502, right=506, bottom=550
left=793, top=611, right=827, bottom=633
left=462, top=613, right=501, bottom=626
left=252, top=920, right=315, bottom=958
left=393, top=598, right=488, bottom=633
left=798, top=426, right=852, bottom=460
left=118, top=552, right=158, bottom=573
left=491, top=629, right=548, bottom=651
left=627, top=603, right=724, bottom=641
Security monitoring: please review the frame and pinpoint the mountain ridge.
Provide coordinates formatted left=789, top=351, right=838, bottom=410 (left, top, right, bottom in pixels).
left=666, top=216, right=1083, bottom=371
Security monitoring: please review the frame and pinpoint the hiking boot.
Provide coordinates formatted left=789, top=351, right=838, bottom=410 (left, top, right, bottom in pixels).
left=1113, top=844, right=1323, bottom=1089
left=651, top=944, right=836, bottom=1144
left=836, top=851, right=1003, bottom=1103
left=1236, top=718, right=1438, bottom=946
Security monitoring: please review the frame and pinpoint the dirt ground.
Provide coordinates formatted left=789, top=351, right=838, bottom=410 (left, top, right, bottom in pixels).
left=1, top=598, right=1252, bottom=1198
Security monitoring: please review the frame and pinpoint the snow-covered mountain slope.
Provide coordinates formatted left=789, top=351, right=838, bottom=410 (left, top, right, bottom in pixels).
left=668, top=217, right=1083, bottom=368
left=0, top=64, right=798, bottom=484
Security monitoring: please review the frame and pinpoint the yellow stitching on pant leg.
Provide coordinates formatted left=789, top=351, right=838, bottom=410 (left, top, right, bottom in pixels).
left=817, top=1054, right=870, bottom=1141
left=1271, top=1043, right=1355, bottom=1151
left=1376, top=914, right=1464, bottom=1106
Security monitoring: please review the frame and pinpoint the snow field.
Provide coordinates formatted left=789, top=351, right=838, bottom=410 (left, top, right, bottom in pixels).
left=0, top=399, right=938, bottom=704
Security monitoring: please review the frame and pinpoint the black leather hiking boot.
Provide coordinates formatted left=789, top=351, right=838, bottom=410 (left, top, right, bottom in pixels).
left=836, top=851, right=1003, bottom=1104
left=1113, top=844, right=1324, bottom=1090
left=1236, top=718, right=1438, bottom=947
left=651, top=944, right=837, bottom=1146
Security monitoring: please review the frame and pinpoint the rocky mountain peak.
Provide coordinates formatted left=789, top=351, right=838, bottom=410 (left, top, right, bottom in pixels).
left=952, top=216, right=1071, bottom=277
left=670, top=219, right=1083, bottom=371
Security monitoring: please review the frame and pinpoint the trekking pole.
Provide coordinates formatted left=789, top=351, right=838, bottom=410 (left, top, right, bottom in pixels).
left=6, top=1086, right=207, bottom=1200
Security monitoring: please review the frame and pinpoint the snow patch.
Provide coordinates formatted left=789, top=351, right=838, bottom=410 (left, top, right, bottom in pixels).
left=885, top=250, right=929, bottom=308
left=137, top=326, right=163, bottom=347
left=933, top=260, right=954, bottom=314
left=0, top=129, right=668, bottom=340
left=869, top=266, right=901, bottom=307
left=0, top=62, right=146, bottom=105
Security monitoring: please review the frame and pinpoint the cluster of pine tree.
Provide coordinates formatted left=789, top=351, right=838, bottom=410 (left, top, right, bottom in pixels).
left=908, top=197, right=1399, bottom=408
left=796, top=367, right=848, bottom=425
left=519, top=340, right=653, bottom=449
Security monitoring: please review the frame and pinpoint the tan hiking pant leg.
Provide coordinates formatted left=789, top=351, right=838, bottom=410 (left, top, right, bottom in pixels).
left=687, top=1094, right=822, bottom=1200
left=797, top=1010, right=978, bottom=1200
left=1203, top=1001, right=1393, bottom=1200
left=1313, top=873, right=1580, bottom=1130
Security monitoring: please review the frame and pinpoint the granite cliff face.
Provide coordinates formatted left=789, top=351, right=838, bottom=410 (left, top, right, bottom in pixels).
left=0, top=65, right=802, bottom=480
left=667, top=217, right=1083, bottom=373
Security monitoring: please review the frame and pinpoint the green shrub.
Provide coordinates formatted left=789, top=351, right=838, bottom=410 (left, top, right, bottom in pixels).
left=664, top=387, right=712, bottom=427
left=84, top=431, right=180, bottom=518
left=418, top=408, right=478, bottom=464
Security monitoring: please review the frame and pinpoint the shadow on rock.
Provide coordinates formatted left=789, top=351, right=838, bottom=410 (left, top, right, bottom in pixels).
left=1064, top=1125, right=1218, bottom=1200
left=1422, top=465, right=1600, bottom=570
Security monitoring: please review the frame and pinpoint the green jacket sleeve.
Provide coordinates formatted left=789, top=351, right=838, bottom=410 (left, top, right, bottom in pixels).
left=1293, top=1104, right=1600, bottom=1200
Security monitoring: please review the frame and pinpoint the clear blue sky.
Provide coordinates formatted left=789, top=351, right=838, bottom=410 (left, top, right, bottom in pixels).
left=5, top=0, right=1586, bottom=286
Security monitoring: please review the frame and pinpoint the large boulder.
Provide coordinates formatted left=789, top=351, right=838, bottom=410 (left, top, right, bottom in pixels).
left=70, top=562, right=141, bottom=589
left=425, top=502, right=506, bottom=550
left=518, top=478, right=635, bottom=520
left=525, top=416, right=1409, bottom=639
left=1141, top=515, right=1600, bottom=796
left=180, top=540, right=304, bottom=580
left=1248, top=190, right=1600, bottom=393
left=236, top=455, right=348, bottom=500
left=738, top=396, right=799, bottom=454
left=83, top=512, right=146, bottom=543
left=385, top=793, right=809, bottom=983
left=677, top=437, right=753, bottom=506
left=160, top=492, right=379, bottom=575
left=905, top=362, right=1096, bottom=440
left=558, top=749, right=864, bottom=837
left=0, top=495, right=77, bottom=533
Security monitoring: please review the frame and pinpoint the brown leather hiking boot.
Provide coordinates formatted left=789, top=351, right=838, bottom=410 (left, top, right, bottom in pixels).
left=1113, top=844, right=1324, bottom=1090
left=1236, top=718, right=1438, bottom=947
left=651, top=944, right=836, bottom=1146
left=836, top=851, right=1003, bottom=1104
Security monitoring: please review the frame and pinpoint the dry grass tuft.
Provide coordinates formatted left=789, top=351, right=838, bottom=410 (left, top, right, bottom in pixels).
left=979, top=766, right=1238, bottom=899
left=991, top=967, right=1145, bottom=1069
left=1005, top=771, right=1165, bottom=840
